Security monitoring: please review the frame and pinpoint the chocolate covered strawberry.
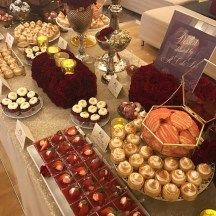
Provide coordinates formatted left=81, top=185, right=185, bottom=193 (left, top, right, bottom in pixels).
left=57, top=142, right=71, bottom=154
left=39, top=139, right=49, bottom=151
left=90, top=158, right=103, bottom=171
left=59, top=173, right=72, bottom=184
left=100, top=207, right=120, bottom=216
left=66, top=126, right=78, bottom=136
left=75, top=166, right=88, bottom=176
left=81, top=144, right=94, bottom=156
left=68, top=185, right=82, bottom=199
left=78, top=200, right=89, bottom=216
left=52, top=160, right=64, bottom=171
left=92, top=188, right=105, bottom=205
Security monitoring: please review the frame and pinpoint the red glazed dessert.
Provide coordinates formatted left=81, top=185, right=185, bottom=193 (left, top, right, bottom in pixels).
left=63, top=126, right=78, bottom=138
left=129, top=208, right=147, bottom=216
left=99, top=204, right=121, bottom=216
left=94, top=167, right=115, bottom=184
left=80, top=144, right=95, bottom=159
left=88, top=187, right=107, bottom=207
left=55, top=172, right=73, bottom=189
left=56, top=142, right=72, bottom=155
left=50, top=131, right=66, bottom=145
left=113, top=193, right=136, bottom=212
left=40, top=147, right=59, bottom=163
left=80, top=176, right=100, bottom=193
left=47, top=159, right=66, bottom=176
left=34, top=138, right=51, bottom=152
left=71, top=198, right=93, bottom=216
left=86, top=157, right=105, bottom=172
left=62, top=183, right=83, bottom=204
left=70, top=164, right=89, bottom=180
left=70, top=134, right=87, bottom=149
left=63, top=151, right=80, bottom=166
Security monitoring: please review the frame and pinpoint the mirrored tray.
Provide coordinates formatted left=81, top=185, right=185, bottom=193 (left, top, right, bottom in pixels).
left=70, top=113, right=110, bottom=129
left=2, top=97, right=43, bottom=119
left=113, top=161, right=215, bottom=202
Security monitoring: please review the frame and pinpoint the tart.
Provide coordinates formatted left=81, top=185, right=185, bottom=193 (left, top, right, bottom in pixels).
left=139, top=146, right=153, bottom=160
left=123, top=143, right=138, bottom=157
left=128, top=172, right=144, bottom=190
left=129, top=153, right=144, bottom=169
left=196, top=163, right=212, bottom=180
left=111, top=127, right=126, bottom=140
left=164, top=157, right=179, bottom=172
left=162, top=183, right=180, bottom=201
left=117, top=160, right=133, bottom=178
left=148, top=155, right=164, bottom=170
left=155, top=169, right=171, bottom=185
left=144, top=179, right=161, bottom=197
left=109, top=137, right=123, bottom=150
left=171, top=169, right=186, bottom=187
left=186, top=170, right=202, bottom=187
left=139, top=164, right=155, bottom=179
left=180, top=182, right=198, bottom=201
left=126, top=133, right=141, bottom=145
left=110, top=148, right=125, bottom=164
left=179, top=157, right=195, bottom=172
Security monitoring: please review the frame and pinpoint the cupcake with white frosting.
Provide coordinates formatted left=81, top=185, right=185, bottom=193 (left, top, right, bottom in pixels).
left=71, top=104, right=82, bottom=116
left=78, top=111, right=90, bottom=122
left=8, top=102, right=20, bottom=116
left=29, top=97, right=41, bottom=110
left=17, top=87, right=28, bottom=98
left=78, top=99, right=87, bottom=109
left=98, top=107, right=109, bottom=119
left=96, top=100, right=107, bottom=109
left=27, top=90, right=38, bottom=100
left=88, top=97, right=98, bottom=105
left=16, top=97, right=26, bottom=106
left=88, top=105, right=97, bottom=114
left=1, top=98, right=12, bottom=112
left=90, top=114, right=100, bottom=123
left=20, top=102, right=32, bottom=116
left=7, top=92, right=18, bottom=102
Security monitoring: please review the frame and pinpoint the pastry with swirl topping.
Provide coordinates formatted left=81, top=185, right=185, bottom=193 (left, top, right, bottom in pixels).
left=171, top=169, right=186, bottom=187
left=126, top=133, right=141, bottom=146
left=196, top=163, right=212, bottom=180
left=180, top=182, right=198, bottom=201
left=109, top=137, right=123, bottom=150
left=123, top=143, right=138, bottom=157
left=110, top=148, right=125, bottom=164
left=129, top=153, right=144, bottom=169
left=179, top=157, right=195, bottom=172
left=155, top=169, right=171, bottom=185
left=139, top=146, right=153, bottom=160
left=148, top=155, right=164, bottom=170
left=111, top=127, right=126, bottom=140
left=139, top=164, right=155, bottom=179
left=128, top=172, right=144, bottom=190
left=117, top=160, right=133, bottom=178
left=162, top=183, right=180, bottom=201
left=144, top=179, right=161, bottom=197
left=164, top=157, right=179, bottom=172
left=186, top=170, right=202, bottom=187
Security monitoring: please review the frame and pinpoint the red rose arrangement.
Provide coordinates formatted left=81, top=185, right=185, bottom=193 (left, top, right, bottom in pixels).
left=32, top=50, right=97, bottom=108
left=60, top=0, right=96, bottom=9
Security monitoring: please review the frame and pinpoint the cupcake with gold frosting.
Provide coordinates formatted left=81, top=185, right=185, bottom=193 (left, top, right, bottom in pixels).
left=139, top=146, right=153, bottom=160
left=123, top=143, right=138, bottom=157
left=180, top=182, right=198, bottom=201
left=109, top=137, right=123, bottom=150
left=196, top=163, right=212, bottom=180
left=139, top=164, right=155, bottom=179
left=110, top=148, right=125, bottom=164
left=117, top=160, right=133, bottom=178
left=162, top=183, right=180, bottom=201
left=129, top=153, right=144, bottom=169
left=144, top=179, right=161, bottom=197
left=128, top=172, right=144, bottom=190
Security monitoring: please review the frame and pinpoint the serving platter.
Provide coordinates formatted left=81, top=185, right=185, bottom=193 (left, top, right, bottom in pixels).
left=2, top=97, right=43, bottom=119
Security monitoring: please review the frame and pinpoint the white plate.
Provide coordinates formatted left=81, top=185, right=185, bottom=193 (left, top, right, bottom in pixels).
left=56, top=18, right=73, bottom=31
left=70, top=113, right=110, bottom=129
left=3, top=97, right=43, bottom=119
left=27, top=145, right=73, bottom=216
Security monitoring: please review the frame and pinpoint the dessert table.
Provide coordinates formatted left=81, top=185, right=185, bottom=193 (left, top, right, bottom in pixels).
left=0, top=24, right=216, bottom=216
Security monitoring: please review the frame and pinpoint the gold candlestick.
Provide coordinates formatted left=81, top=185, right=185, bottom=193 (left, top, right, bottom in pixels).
left=47, top=46, right=60, bottom=58
left=37, top=35, right=48, bottom=49
left=54, top=52, right=70, bottom=67
left=111, top=117, right=128, bottom=130
left=61, top=59, right=77, bottom=75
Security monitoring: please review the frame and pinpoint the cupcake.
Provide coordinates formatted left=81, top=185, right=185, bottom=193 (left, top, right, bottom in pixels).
left=164, top=157, right=179, bottom=172
left=123, top=143, right=138, bottom=157
left=139, top=164, right=155, bottom=179
left=8, top=102, right=20, bottom=116
left=16, top=97, right=26, bottom=106
left=88, top=105, right=97, bottom=114
left=186, top=170, right=202, bottom=187
left=126, top=133, right=141, bottom=145
left=96, top=100, right=107, bottom=109
left=7, top=92, right=18, bottom=102
left=162, top=183, right=180, bottom=201
left=90, top=114, right=100, bottom=123
left=20, top=102, right=32, bottom=116
left=27, top=90, right=38, bottom=100
left=144, top=179, right=161, bottom=197
left=98, top=108, right=109, bottom=119
left=29, top=97, right=41, bottom=110
left=196, top=163, right=212, bottom=180
left=132, top=118, right=143, bottom=131
left=112, top=127, right=126, bottom=140
left=110, top=148, right=125, bottom=164
left=117, top=160, right=133, bottom=178
left=139, top=146, right=153, bottom=160
left=88, top=97, right=97, bottom=105
left=78, top=111, right=90, bottom=122
left=32, top=46, right=40, bottom=53
left=179, top=157, right=195, bottom=172
left=125, top=123, right=137, bottom=134
left=71, top=104, right=82, bottom=116
left=148, top=156, right=164, bottom=170
left=180, top=182, right=198, bottom=201
left=1, top=98, right=12, bottom=112
left=78, top=99, right=87, bottom=109
left=109, top=137, right=123, bottom=150
left=128, top=172, right=144, bottom=190
left=155, top=169, right=171, bottom=185
left=17, top=87, right=28, bottom=98
left=129, top=153, right=144, bottom=169
left=171, top=169, right=186, bottom=187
